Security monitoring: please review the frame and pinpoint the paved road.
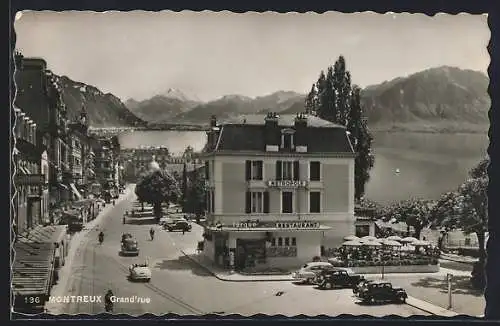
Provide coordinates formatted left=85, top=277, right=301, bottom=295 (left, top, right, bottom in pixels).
left=57, top=190, right=429, bottom=317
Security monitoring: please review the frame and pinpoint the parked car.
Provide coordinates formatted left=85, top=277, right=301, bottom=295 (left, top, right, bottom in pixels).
left=353, top=279, right=374, bottom=295
left=316, top=269, right=365, bottom=289
left=291, top=262, right=336, bottom=284
left=357, top=281, right=407, bottom=304
left=164, top=220, right=192, bottom=232
left=121, top=237, right=140, bottom=256
left=128, top=262, right=151, bottom=282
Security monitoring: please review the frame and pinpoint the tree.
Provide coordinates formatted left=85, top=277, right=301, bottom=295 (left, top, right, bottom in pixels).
left=383, top=198, right=434, bottom=239
left=429, top=158, right=488, bottom=288
left=181, top=163, right=188, bottom=211
left=333, top=56, right=351, bottom=125
left=304, top=84, right=317, bottom=114
left=429, top=191, right=462, bottom=249
left=308, top=56, right=375, bottom=202
left=135, top=169, right=181, bottom=222
left=348, top=86, right=375, bottom=200
left=183, top=146, right=195, bottom=162
left=184, top=167, right=207, bottom=216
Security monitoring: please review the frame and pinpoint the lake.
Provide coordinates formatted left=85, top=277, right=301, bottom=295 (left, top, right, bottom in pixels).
left=118, top=130, right=488, bottom=204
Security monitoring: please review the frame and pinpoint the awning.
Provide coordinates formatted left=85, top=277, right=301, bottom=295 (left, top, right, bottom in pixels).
left=12, top=242, right=56, bottom=298
left=69, top=183, right=82, bottom=200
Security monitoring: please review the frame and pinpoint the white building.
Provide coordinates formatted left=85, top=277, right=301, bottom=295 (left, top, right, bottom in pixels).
left=200, top=113, right=356, bottom=270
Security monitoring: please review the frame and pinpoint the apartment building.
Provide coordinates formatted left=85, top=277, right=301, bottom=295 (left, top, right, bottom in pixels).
left=200, top=113, right=355, bottom=270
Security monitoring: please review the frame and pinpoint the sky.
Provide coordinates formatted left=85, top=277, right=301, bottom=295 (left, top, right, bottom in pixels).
left=14, top=11, right=489, bottom=102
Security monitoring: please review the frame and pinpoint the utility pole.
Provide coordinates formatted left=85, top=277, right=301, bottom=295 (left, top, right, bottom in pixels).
left=447, top=273, right=453, bottom=309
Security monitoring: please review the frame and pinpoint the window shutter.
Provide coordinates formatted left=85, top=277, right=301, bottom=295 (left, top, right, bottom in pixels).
left=263, top=191, right=270, bottom=213
left=276, top=161, right=282, bottom=180
left=245, top=160, right=251, bottom=180
left=245, top=191, right=251, bottom=214
left=293, top=161, right=300, bottom=181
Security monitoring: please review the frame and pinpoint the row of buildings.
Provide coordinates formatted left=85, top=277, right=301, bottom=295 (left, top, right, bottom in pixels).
left=199, top=113, right=375, bottom=270
left=120, top=146, right=202, bottom=181
left=12, top=52, right=124, bottom=237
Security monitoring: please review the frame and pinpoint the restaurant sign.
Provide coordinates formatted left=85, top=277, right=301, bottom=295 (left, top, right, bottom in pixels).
left=15, top=174, right=45, bottom=185
left=267, top=180, right=308, bottom=188
left=232, top=220, right=321, bottom=229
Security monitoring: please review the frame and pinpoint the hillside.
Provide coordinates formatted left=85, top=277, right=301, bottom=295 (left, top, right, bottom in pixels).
left=360, top=66, right=490, bottom=132
left=54, top=75, right=146, bottom=127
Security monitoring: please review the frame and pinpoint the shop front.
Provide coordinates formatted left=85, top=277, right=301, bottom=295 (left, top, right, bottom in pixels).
left=204, top=220, right=330, bottom=271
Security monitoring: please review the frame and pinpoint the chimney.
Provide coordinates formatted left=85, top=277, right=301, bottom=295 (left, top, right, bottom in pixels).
left=206, top=115, right=220, bottom=151
left=294, top=112, right=308, bottom=128
left=294, top=113, right=308, bottom=147
left=264, top=112, right=279, bottom=128
left=210, top=115, right=217, bottom=128
left=264, top=112, right=280, bottom=146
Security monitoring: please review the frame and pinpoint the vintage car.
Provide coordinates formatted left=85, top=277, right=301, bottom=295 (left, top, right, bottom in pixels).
left=357, top=281, right=408, bottom=304
left=291, top=262, right=336, bottom=284
left=121, top=236, right=139, bottom=256
left=315, top=269, right=365, bottom=290
left=122, top=233, right=133, bottom=243
left=128, top=262, right=151, bottom=282
left=164, top=220, right=192, bottom=232
left=353, top=279, right=374, bottom=295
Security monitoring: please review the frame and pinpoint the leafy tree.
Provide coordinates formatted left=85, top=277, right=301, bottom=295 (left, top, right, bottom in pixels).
left=429, top=158, right=488, bottom=288
left=182, top=146, right=195, bottom=162
left=181, top=163, right=188, bottom=211
left=183, top=167, right=207, bottom=216
left=135, top=169, right=181, bottom=222
left=383, top=198, right=434, bottom=239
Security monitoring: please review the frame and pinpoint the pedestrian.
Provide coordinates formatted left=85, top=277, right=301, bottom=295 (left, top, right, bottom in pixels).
left=182, top=228, right=185, bottom=235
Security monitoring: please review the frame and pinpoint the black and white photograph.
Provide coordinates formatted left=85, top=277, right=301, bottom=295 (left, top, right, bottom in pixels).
left=11, top=10, right=490, bottom=318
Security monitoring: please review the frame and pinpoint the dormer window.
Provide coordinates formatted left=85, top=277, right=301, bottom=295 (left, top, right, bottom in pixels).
left=281, top=129, right=295, bottom=150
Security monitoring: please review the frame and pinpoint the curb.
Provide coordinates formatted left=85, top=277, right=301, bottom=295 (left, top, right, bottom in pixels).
left=405, top=297, right=459, bottom=317
left=179, top=250, right=292, bottom=282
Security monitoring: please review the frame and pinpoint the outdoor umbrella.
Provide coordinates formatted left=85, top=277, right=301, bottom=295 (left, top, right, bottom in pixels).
left=343, top=235, right=359, bottom=241
left=342, top=240, right=363, bottom=247
left=386, top=235, right=403, bottom=242
left=361, top=236, right=378, bottom=242
left=382, top=239, right=402, bottom=247
left=412, top=240, right=431, bottom=247
left=362, top=241, right=382, bottom=247
left=401, top=237, right=419, bottom=243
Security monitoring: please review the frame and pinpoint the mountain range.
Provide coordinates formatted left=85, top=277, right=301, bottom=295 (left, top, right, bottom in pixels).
left=56, top=66, right=490, bottom=133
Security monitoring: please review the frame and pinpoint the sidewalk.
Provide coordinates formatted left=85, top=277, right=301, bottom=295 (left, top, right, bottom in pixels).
left=180, top=249, right=293, bottom=282
left=180, top=249, right=482, bottom=317
left=45, top=185, right=134, bottom=314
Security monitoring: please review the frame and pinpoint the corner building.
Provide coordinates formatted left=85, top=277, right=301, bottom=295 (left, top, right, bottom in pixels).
left=201, top=113, right=356, bottom=270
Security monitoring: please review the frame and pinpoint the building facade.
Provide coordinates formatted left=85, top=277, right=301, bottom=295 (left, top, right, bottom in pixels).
left=200, top=113, right=356, bottom=270
left=67, top=107, right=92, bottom=201
left=13, top=108, right=44, bottom=234
left=13, top=53, right=63, bottom=232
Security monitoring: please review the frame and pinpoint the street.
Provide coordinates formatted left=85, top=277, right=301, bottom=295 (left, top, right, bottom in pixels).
left=56, top=189, right=429, bottom=316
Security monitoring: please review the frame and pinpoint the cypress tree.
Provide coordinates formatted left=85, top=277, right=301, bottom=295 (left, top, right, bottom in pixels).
left=349, top=85, right=375, bottom=201
left=305, top=84, right=317, bottom=114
